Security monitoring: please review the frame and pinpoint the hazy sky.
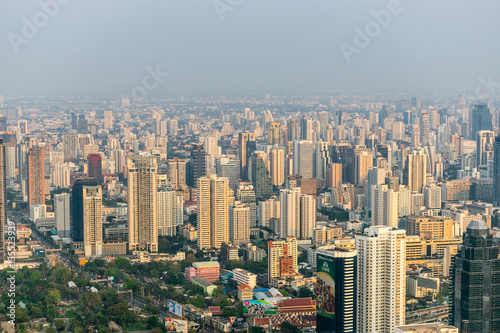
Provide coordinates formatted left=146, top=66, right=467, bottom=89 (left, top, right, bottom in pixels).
left=1, top=0, right=500, bottom=96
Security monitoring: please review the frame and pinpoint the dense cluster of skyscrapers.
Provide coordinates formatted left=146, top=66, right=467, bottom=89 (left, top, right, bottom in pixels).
left=1, top=95, right=500, bottom=332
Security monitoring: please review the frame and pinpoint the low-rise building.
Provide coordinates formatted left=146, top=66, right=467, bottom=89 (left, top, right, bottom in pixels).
left=406, top=273, right=440, bottom=298
left=233, top=268, right=257, bottom=288
left=237, top=283, right=253, bottom=301
left=185, top=261, right=220, bottom=282
left=192, top=276, right=217, bottom=296
left=16, top=225, right=32, bottom=239
left=180, top=223, right=197, bottom=241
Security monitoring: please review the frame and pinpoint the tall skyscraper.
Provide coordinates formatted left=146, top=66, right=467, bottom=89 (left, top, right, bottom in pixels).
left=229, top=202, right=250, bottom=245
left=71, top=112, right=78, bottom=130
left=268, top=236, right=298, bottom=287
left=315, top=141, right=330, bottom=180
left=472, top=104, right=492, bottom=137
left=404, top=147, right=427, bottom=193
left=87, top=153, right=103, bottom=183
left=270, top=146, right=285, bottom=186
left=293, top=140, right=314, bottom=179
left=250, top=151, right=272, bottom=199
left=300, top=116, right=313, bottom=141
left=197, top=175, right=230, bottom=250
left=237, top=182, right=257, bottom=228
left=54, top=193, right=71, bottom=239
left=316, top=246, right=357, bottom=333
left=476, top=130, right=495, bottom=168
left=215, top=157, right=240, bottom=192
left=167, top=157, right=187, bottom=190
left=450, top=220, right=500, bottom=332
left=188, top=143, right=206, bottom=188
left=238, top=132, right=256, bottom=180
left=0, top=139, right=6, bottom=262
left=371, top=184, right=399, bottom=228
left=326, top=163, right=342, bottom=188
left=280, top=188, right=301, bottom=238
left=72, top=178, right=102, bottom=257
left=287, top=120, right=300, bottom=141
left=28, top=146, right=45, bottom=206
left=127, top=156, right=158, bottom=252
left=494, top=136, right=500, bottom=206
left=103, top=110, right=113, bottom=129
left=157, top=187, right=177, bottom=236
left=300, top=193, right=316, bottom=239
left=354, top=147, right=373, bottom=187
left=420, top=113, right=430, bottom=144
left=82, top=184, right=103, bottom=257
left=355, top=226, right=406, bottom=333
left=268, top=122, right=284, bottom=145
left=279, top=188, right=316, bottom=239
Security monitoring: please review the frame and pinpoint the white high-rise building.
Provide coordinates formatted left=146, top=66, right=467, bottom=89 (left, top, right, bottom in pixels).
left=423, top=184, right=442, bottom=209
left=279, top=188, right=301, bottom=238
left=104, top=110, right=113, bottom=129
left=158, top=187, right=177, bottom=236
left=398, top=186, right=411, bottom=217
left=279, top=188, right=316, bottom=239
left=355, top=226, right=406, bottom=333
left=175, top=195, right=184, bottom=226
left=293, top=140, right=314, bottom=179
left=30, top=204, right=46, bottom=222
left=371, top=184, right=399, bottom=228
left=229, top=202, right=250, bottom=245
left=55, top=193, right=71, bottom=238
left=258, top=197, right=280, bottom=228
left=300, top=194, right=316, bottom=239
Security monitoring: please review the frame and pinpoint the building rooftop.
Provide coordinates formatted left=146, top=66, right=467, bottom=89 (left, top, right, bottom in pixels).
left=193, top=261, right=220, bottom=269
left=191, top=276, right=214, bottom=287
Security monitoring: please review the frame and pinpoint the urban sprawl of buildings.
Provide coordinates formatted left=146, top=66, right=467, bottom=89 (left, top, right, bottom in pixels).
left=0, top=93, right=500, bottom=333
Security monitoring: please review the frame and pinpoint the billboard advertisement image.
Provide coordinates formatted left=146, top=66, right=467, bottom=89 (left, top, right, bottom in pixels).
left=315, top=253, right=335, bottom=319
left=243, top=299, right=277, bottom=315
left=167, top=300, right=183, bottom=317
left=165, top=318, right=188, bottom=333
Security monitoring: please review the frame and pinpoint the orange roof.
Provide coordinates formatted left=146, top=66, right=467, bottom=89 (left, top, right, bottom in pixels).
left=238, top=284, right=252, bottom=290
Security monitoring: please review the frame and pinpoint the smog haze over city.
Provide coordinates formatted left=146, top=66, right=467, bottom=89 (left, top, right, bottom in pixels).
left=2, top=0, right=500, bottom=95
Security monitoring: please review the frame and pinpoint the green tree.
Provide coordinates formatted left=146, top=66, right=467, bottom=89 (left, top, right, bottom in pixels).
left=190, top=294, right=205, bottom=308
left=298, top=286, right=314, bottom=298
left=54, top=319, right=65, bottom=332
left=249, top=327, right=265, bottom=333
left=144, top=305, right=160, bottom=315
left=280, top=321, right=299, bottom=333
left=146, top=316, right=162, bottom=330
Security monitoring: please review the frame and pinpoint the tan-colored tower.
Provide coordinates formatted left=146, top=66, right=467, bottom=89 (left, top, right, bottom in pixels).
left=326, top=162, right=342, bottom=188
left=270, top=146, right=285, bottom=186
left=268, top=122, right=284, bottom=145
left=128, top=156, right=158, bottom=252
left=166, top=157, right=187, bottom=190
left=28, top=146, right=45, bottom=206
left=83, top=185, right=103, bottom=257
left=197, top=174, right=229, bottom=250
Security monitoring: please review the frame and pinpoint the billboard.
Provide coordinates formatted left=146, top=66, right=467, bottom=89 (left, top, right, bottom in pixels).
left=243, top=299, right=277, bottom=315
left=315, top=252, right=335, bottom=319
left=165, top=318, right=188, bottom=333
left=167, top=300, right=183, bottom=317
